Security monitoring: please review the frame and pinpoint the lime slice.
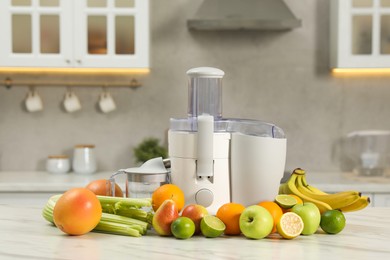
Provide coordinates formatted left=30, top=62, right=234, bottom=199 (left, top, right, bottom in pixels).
left=277, top=212, right=304, bottom=239
left=200, top=215, right=226, bottom=238
left=275, top=194, right=298, bottom=209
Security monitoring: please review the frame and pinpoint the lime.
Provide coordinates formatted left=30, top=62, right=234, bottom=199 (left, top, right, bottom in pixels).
left=200, top=215, right=226, bottom=238
left=275, top=194, right=298, bottom=209
left=320, top=210, right=346, bottom=234
left=171, top=217, right=195, bottom=239
left=276, top=212, right=304, bottom=239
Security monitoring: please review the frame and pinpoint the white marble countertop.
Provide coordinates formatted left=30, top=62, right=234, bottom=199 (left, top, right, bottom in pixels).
left=0, top=171, right=114, bottom=192
left=305, top=171, right=390, bottom=193
left=1, top=170, right=390, bottom=193
left=0, top=205, right=389, bottom=259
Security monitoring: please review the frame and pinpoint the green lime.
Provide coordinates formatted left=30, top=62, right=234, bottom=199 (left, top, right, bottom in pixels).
left=200, top=215, right=226, bottom=238
left=320, top=210, right=346, bottom=234
left=171, top=217, right=195, bottom=239
left=275, top=194, right=298, bottom=209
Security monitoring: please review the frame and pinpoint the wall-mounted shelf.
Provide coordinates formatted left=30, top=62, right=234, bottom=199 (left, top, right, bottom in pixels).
left=2, top=77, right=142, bottom=89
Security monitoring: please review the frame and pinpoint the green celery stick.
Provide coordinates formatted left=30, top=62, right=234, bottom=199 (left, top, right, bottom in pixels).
left=94, top=221, right=141, bottom=237
left=97, top=195, right=152, bottom=208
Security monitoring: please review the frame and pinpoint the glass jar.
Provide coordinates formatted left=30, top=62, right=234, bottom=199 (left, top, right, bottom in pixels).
left=72, top=144, right=97, bottom=174
left=46, top=155, right=70, bottom=174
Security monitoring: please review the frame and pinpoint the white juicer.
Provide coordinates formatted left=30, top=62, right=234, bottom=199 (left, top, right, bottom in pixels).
left=168, top=67, right=287, bottom=214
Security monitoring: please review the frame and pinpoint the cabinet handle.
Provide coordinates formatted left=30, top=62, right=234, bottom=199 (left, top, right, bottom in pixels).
left=65, top=59, right=71, bottom=64
left=76, top=60, right=82, bottom=64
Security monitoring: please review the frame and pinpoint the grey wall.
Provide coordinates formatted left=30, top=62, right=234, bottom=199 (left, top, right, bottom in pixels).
left=1, top=0, right=390, bottom=173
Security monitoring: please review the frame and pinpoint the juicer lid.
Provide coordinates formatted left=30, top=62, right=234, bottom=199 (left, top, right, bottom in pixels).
left=187, top=67, right=225, bottom=78
left=121, top=157, right=169, bottom=175
left=110, top=157, right=169, bottom=183
left=169, top=117, right=286, bottom=138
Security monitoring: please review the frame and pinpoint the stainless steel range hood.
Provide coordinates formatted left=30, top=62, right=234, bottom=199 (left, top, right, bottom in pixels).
left=188, top=0, right=301, bottom=31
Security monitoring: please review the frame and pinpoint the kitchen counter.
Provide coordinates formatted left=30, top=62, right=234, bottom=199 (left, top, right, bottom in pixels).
left=0, top=171, right=114, bottom=192
left=305, top=171, right=390, bottom=193
left=1, top=170, right=390, bottom=207
left=1, top=170, right=390, bottom=193
left=0, top=205, right=389, bottom=259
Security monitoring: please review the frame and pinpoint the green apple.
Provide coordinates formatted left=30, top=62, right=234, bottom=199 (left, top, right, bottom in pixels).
left=291, top=202, right=321, bottom=235
left=239, top=205, right=273, bottom=239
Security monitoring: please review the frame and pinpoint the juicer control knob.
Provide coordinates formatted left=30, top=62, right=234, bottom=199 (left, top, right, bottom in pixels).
left=195, top=189, right=213, bottom=207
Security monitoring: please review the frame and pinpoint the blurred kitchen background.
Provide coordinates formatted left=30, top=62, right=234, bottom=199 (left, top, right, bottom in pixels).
left=1, top=0, right=390, bottom=173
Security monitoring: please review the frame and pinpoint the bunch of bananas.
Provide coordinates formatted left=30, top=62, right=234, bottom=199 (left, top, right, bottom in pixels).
left=279, top=168, right=370, bottom=213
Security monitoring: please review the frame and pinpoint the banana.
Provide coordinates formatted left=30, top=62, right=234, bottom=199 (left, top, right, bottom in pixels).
left=338, top=196, right=371, bottom=213
left=295, top=175, right=361, bottom=210
left=279, top=168, right=368, bottom=213
left=306, top=184, right=329, bottom=195
left=300, top=174, right=329, bottom=195
left=285, top=173, right=332, bottom=213
left=279, top=182, right=287, bottom=194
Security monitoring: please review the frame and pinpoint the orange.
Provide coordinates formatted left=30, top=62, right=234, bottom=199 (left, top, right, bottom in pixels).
left=53, top=188, right=102, bottom=236
left=151, top=184, right=185, bottom=212
left=288, top=194, right=303, bottom=205
left=216, top=202, right=245, bottom=235
left=258, top=201, right=283, bottom=233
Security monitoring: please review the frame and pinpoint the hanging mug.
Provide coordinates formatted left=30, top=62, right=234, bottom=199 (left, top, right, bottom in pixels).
left=63, top=89, right=81, bottom=113
left=25, top=88, right=43, bottom=112
left=98, top=90, right=116, bottom=113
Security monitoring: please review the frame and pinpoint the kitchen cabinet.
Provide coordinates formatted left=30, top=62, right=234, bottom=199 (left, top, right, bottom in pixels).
left=330, top=0, right=390, bottom=68
left=0, top=0, right=149, bottom=69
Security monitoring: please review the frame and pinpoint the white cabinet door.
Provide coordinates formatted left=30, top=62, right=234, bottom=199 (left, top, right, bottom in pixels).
left=0, top=0, right=73, bottom=67
left=330, top=0, right=390, bottom=68
left=0, top=0, right=149, bottom=69
left=73, top=0, right=149, bottom=68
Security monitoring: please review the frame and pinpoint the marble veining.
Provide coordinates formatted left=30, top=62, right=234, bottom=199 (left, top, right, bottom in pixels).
left=0, top=205, right=389, bottom=259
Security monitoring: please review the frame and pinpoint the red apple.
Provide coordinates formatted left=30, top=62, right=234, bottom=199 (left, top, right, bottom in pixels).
left=181, top=204, right=209, bottom=234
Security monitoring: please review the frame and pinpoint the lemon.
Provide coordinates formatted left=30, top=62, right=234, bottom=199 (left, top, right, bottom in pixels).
left=276, top=212, right=304, bottom=239
left=200, top=215, right=226, bottom=238
left=275, top=194, right=298, bottom=209
left=320, top=210, right=346, bottom=234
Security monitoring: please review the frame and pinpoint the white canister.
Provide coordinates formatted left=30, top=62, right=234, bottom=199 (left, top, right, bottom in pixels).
left=72, top=144, right=97, bottom=174
left=46, top=155, right=70, bottom=174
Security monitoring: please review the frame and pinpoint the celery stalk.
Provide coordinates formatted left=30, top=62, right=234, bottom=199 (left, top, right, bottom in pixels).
left=101, top=213, right=149, bottom=232
left=114, top=206, right=148, bottom=219
left=96, top=195, right=152, bottom=208
left=42, top=194, right=151, bottom=237
left=94, top=221, right=141, bottom=237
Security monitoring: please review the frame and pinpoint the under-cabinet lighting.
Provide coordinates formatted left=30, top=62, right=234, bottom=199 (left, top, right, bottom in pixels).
left=0, top=67, right=150, bottom=75
left=331, top=68, right=390, bottom=77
